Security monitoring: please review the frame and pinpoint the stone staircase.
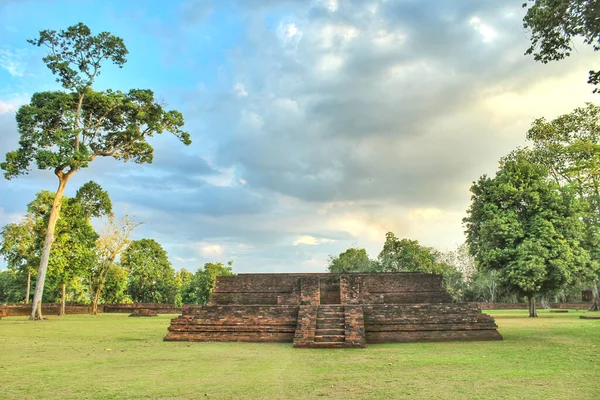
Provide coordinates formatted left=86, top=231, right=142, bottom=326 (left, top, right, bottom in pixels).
left=314, top=305, right=345, bottom=345
left=293, top=305, right=366, bottom=348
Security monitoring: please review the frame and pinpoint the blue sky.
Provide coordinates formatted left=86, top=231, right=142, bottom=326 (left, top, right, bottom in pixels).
left=0, top=0, right=597, bottom=273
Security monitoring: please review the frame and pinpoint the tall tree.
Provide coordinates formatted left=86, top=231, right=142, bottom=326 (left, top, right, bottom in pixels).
left=0, top=216, right=36, bottom=303
left=464, top=150, right=591, bottom=317
left=527, top=103, right=600, bottom=310
left=327, top=247, right=374, bottom=273
left=0, top=23, right=191, bottom=320
left=89, top=214, right=140, bottom=314
left=27, top=182, right=111, bottom=315
left=523, top=0, right=600, bottom=91
left=122, top=239, right=178, bottom=304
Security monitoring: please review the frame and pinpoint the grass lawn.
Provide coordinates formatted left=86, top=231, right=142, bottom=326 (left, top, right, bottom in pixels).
left=0, top=310, right=599, bottom=399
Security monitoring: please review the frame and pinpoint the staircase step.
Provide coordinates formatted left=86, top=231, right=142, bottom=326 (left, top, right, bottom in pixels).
left=315, top=328, right=345, bottom=335
left=316, top=321, right=345, bottom=329
left=314, top=335, right=345, bottom=343
left=317, top=312, right=344, bottom=318
left=299, top=342, right=364, bottom=348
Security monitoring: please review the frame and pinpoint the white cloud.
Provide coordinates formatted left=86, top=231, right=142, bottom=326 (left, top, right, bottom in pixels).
left=318, top=54, right=344, bottom=72
left=196, top=243, right=225, bottom=257
left=470, top=16, right=498, bottom=43
left=0, top=48, right=27, bottom=77
left=234, top=82, right=248, bottom=97
left=277, top=22, right=303, bottom=46
left=0, top=95, right=28, bottom=115
left=293, top=235, right=334, bottom=246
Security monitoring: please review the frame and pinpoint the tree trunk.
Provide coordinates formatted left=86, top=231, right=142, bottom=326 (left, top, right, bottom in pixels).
left=59, top=283, right=66, bottom=316
left=92, top=286, right=102, bottom=315
left=30, top=175, right=70, bottom=320
left=590, top=280, right=600, bottom=311
left=528, top=295, right=538, bottom=317
left=25, top=268, right=31, bottom=304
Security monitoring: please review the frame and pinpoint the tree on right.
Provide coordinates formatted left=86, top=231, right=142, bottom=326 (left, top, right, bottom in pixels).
left=523, top=0, right=600, bottom=91
left=464, top=150, right=591, bottom=317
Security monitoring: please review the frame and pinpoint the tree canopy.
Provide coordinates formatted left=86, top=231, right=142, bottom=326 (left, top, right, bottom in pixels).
left=464, top=150, right=591, bottom=316
left=121, top=239, right=178, bottom=304
left=0, top=23, right=191, bottom=319
left=523, top=0, right=600, bottom=90
left=327, top=247, right=374, bottom=273
left=376, top=232, right=445, bottom=274
left=527, top=102, right=600, bottom=309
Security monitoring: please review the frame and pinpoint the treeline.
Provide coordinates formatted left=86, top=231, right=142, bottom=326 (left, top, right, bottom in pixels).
left=331, top=103, right=600, bottom=316
left=0, top=186, right=234, bottom=311
left=327, top=235, right=590, bottom=305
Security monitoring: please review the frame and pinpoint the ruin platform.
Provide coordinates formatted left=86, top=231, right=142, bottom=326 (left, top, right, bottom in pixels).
left=165, top=273, right=502, bottom=348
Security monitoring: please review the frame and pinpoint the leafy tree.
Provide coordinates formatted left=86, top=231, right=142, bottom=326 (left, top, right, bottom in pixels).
left=375, top=232, right=445, bottom=274
left=100, top=265, right=130, bottom=305
left=1, top=23, right=191, bottom=320
left=327, top=247, right=374, bottom=273
left=527, top=103, right=600, bottom=310
left=464, top=150, right=591, bottom=317
left=180, top=262, right=234, bottom=305
left=174, top=268, right=194, bottom=306
left=122, top=239, right=178, bottom=304
left=89, top=214, right=140, bottom=314
left=0, top=216, right=36, bottom=303
left=523, top=0, right=600, bottom=91
left=27, top=182, right=111, bottom=315
left=0, top=269, right=27, bottom=304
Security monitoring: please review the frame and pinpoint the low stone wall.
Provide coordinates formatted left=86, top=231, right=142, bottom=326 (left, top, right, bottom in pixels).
left=103, top=303, right=182, bottom=314
left=363, top=303, right=501, bottom=343
left=165, top=305, right=298, bottom=342
left=0, top=304, right=95, bottom=316
left=472, top=302, right=591, bottom=310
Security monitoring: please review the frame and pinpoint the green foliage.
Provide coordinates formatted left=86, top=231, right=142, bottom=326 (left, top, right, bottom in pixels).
left=0, top=269, right=26, bottom=304
left=327, top=247, right=374, bottom=273
left=122, top=239, right=178, bottom=304
left=100, top=265, right=131, bottom=304
left=179, top=262, right=235, bottom=305
left=376, top=232, right=445, bottom=274
left=27, top=23, right=128, bottom=91
left=523, top=0, right=600, bottom=90
left=1, top=87, right=191, bottom=179
left=464, top=150, right=591, bottom=300
left=0, top=216, right=37, bottom=277
left=29, top=184, right=111, bottom=295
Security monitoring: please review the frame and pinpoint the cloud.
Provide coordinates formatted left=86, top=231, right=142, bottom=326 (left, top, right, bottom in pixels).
left=293, top=235, right=334, bottom=246
left=0, top=48, right=27, bottom=77
left=0, top=95, right=27, bottom=115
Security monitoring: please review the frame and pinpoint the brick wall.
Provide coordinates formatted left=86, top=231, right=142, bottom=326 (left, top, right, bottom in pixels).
left=363, top=303, right=501, bottom=343
left=0, top=304, right=96, bottom=316
left=103, top=303, right=182, bottom=314
left=165, top=305, right=298, bottom=342
left=293, top=305, right=318, bottom=346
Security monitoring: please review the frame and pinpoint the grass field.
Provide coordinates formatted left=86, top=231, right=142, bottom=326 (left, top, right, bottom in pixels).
left=1, top=310, right=599, bottom=399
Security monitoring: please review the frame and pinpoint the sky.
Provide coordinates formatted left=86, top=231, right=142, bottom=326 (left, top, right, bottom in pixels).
left=0, top=0, right=597, bottom=274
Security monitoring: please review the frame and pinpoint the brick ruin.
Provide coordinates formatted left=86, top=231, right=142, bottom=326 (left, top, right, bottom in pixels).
left=164, top=273, right=502, bottom=348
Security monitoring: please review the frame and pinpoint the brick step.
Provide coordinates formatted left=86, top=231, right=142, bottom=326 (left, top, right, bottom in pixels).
left=316, top=321, right=345, bottom=329
left=294, top=342, right=365, bottom=348
left=314, top=335, right=345, bottom=343
left=317, top=312, right=344, bottom=318
left=315, top=328, right=345, bottom=336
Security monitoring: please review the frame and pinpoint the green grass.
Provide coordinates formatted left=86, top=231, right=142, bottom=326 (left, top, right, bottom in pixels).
left=1, top=310, right=599, bottom=399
